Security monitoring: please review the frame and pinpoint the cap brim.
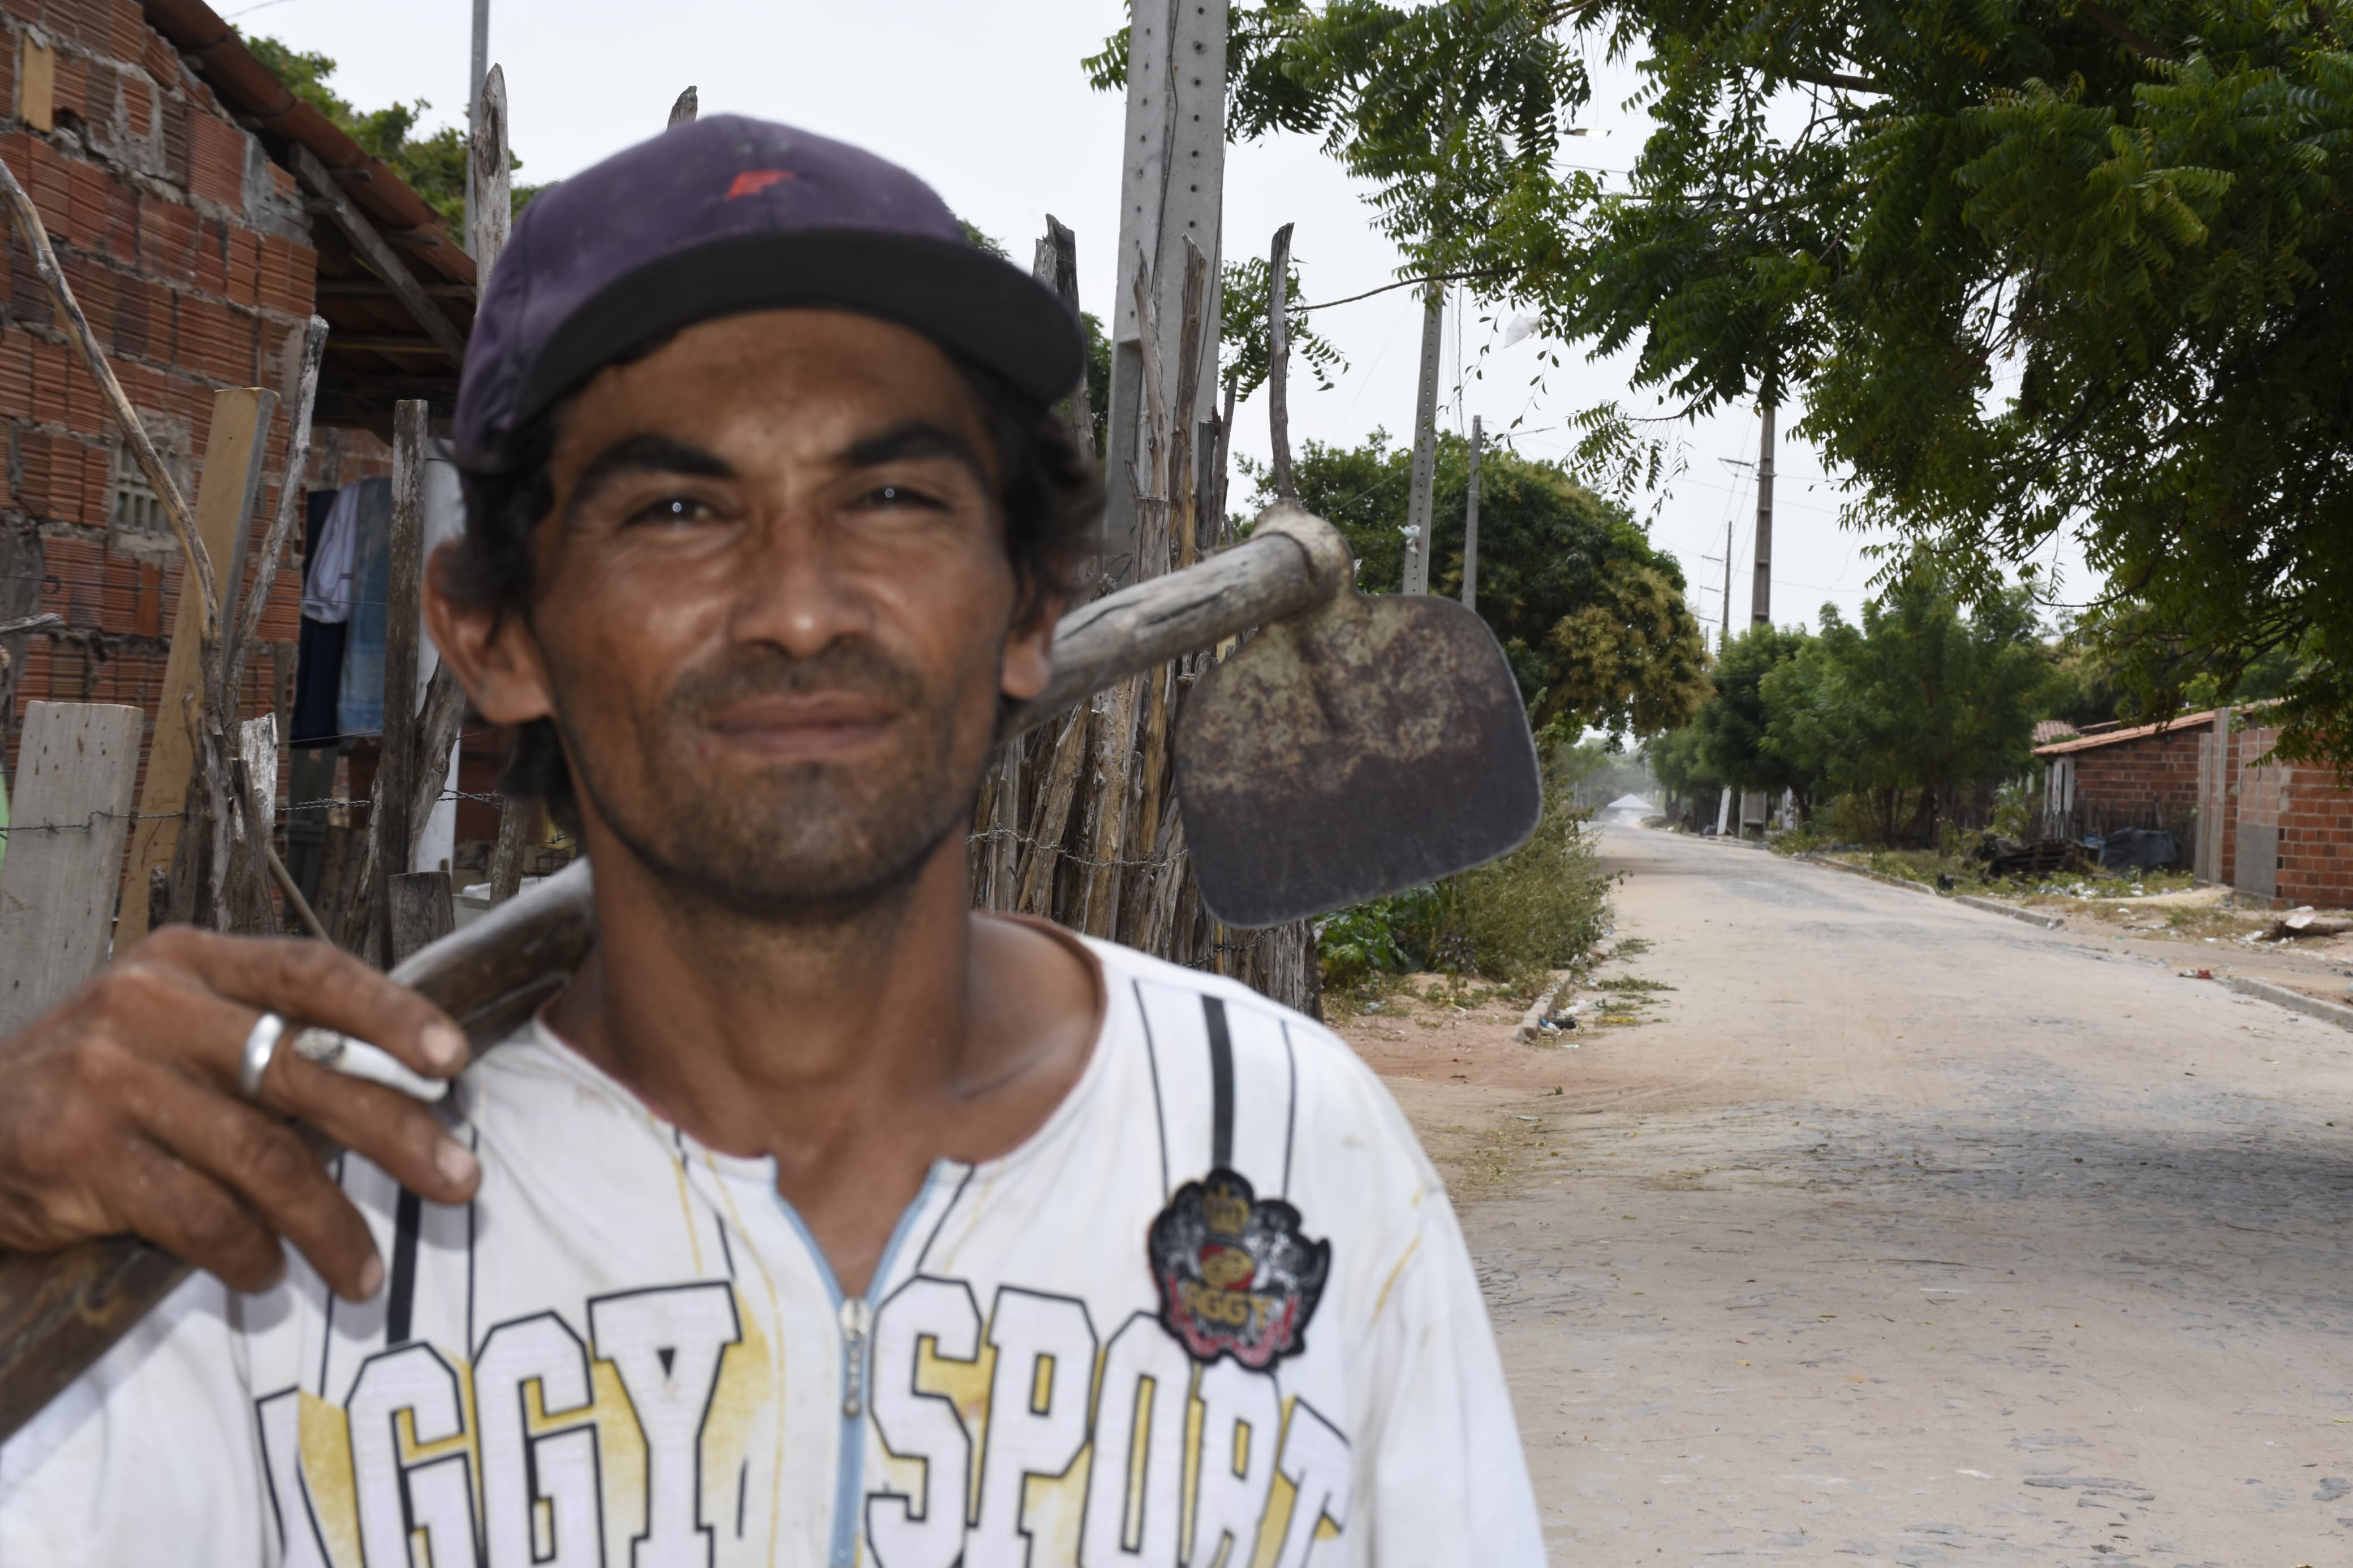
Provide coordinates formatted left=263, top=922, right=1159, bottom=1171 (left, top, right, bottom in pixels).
left=518, top=230, right=1085, bottom=429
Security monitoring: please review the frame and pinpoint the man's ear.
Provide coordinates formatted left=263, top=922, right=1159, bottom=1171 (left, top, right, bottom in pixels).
left=423, top=542, right=557, bottom=726
left=998, top=571, right=1066, bottom=705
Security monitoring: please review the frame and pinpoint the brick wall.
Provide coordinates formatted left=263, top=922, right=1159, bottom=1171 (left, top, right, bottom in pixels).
left=2062, top=724, right=2205, bottom=827
left=0, top=0, right=389, bottom=824
left=2234, top=725, right=2353, bottom=906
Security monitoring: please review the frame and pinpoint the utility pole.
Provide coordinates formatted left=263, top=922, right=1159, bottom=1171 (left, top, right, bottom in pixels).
left=1104, top=0, right=1229, bottom=591
left=1720, top=507, right=1734, bottom=654
left=1402, top=284, right=1442, bottom=592
left=464, top=0, right=489, bottom=252
left=1461, top=414, right=1482, bottom=610
left=1751, top=400, right=1774, bottom=628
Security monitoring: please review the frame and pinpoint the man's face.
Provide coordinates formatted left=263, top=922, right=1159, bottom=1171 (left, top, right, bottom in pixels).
left=441, top=308, right=1055, bottom=919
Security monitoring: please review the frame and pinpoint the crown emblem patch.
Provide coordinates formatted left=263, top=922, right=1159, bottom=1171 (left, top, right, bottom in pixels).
left=1148, top=1168, right=1330, bottom=1368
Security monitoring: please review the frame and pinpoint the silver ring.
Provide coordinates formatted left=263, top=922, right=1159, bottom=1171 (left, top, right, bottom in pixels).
left=238, top=1012, right=287, bottom=1100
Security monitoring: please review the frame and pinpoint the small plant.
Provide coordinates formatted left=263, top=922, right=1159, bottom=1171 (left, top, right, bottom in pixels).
left=1316, top=781, right=1612, bottom=994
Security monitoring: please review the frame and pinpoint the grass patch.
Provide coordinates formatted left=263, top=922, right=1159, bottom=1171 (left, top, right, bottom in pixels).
left=1317, top=777, right=1613, bottom=999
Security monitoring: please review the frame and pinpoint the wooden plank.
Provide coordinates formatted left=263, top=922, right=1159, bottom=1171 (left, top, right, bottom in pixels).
left=17, top=36, right=53, bottom=132
left=289, top=144, right=470, bottom=364
left=0, top=703, right=144, bottom=1033
left=372, top=401, right=431, bottom=959
left=115, top=387, right=277, bottom=947
left=389, top=869, right=455, bottom=965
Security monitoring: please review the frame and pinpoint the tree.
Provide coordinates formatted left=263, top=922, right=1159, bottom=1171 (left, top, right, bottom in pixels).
left=1135, top=0, right=2353, bottom=770
left=1690, top=624, right=1820, bottom=813
left=1246, top=430, right=1710, bottom=736
left=1764, top=568, right=2055, bottom=843
left=244, top=33, right=537, bottom=226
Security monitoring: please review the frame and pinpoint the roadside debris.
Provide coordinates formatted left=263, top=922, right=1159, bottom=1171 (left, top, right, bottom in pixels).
left=2264, top=908, right=2351, bottom=941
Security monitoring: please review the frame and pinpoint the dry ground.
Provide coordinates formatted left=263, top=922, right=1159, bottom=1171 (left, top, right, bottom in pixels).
left=1335, top=827, right=2353, bottom=1567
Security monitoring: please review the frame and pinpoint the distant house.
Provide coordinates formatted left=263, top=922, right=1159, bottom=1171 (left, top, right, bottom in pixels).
left=0, top=0, right=510, bottom=915
left=2033, top=709, right=2353, bottom=905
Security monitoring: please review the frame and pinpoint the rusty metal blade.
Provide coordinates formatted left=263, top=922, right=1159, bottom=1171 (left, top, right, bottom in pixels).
left=1174, top=588, right=1542, bottom=928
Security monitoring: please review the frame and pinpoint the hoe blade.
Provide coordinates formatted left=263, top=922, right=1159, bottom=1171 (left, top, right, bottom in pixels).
left=1174, top=589, right=1543, bottom=929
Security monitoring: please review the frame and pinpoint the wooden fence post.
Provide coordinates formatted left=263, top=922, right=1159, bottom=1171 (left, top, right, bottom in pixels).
left=389, top=869, right=455, bottom=965
left=114, top=388, right=275, bottom=944
left=0, top=703, right=144, bottom=1033
left=369, top=401, right=432, bottom=961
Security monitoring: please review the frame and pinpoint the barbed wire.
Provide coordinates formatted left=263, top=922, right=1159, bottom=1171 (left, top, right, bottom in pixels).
left=966, top=824, right=1169, bottom=873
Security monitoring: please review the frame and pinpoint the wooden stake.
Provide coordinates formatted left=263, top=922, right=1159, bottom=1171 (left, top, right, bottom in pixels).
left=117, top=387, right=277, bottom=945
left=1268, top=222, right=1296, bottom=500
left=1015, top=705, right=1090, bottom=917
left=388, top=869, right=454, bottom=965
left=225, top=318, right=329, bottom=705
left=669, top=86, right=700, bottom=126
left=0, top=703, right=143, bottom=1033
left=372, top=401, right=432, bottom=961
left=1402, top=284, right=1444, bottom=593
left=470, top=65, right=512, bottom=276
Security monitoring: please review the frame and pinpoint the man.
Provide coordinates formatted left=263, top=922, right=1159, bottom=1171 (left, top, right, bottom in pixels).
left=0, top=118, right=1542, bottom=1563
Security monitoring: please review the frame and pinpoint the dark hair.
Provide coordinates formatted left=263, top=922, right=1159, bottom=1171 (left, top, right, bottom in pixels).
left=442, top=357, right=1103, bottom=831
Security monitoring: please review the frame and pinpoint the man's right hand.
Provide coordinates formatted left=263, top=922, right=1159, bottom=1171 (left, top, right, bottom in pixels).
left=0, top=928, right=482, bottom=1302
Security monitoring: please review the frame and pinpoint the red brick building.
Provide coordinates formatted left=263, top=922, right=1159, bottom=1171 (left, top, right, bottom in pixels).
left=2035, top=709, right=2353, bottom=906
left=0, top=0, right=503, bottom=908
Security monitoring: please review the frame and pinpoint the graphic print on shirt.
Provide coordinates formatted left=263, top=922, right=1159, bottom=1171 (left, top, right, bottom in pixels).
left=1147, top=1169, right=1330, bottom=1370
left=864, top=1280, right=1351, bottom=1567
left=254, top=1278, right=764, bottom=1568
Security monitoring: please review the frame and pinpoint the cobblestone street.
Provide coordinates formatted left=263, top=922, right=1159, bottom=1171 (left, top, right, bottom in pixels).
left=1419, top=828, right=2353, bottom=1565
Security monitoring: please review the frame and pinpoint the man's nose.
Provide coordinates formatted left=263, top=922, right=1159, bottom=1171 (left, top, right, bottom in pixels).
left=726, top=509, right=873, bottom=656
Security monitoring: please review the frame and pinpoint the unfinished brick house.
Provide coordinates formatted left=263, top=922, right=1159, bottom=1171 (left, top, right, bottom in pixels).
left=0, top=0, right=509, bottom=934
left=2035, top=709, right=2353, bottom=906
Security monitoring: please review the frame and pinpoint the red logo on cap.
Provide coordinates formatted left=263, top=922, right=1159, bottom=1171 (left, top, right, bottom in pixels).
left=725, top=169, right=795, bottom=200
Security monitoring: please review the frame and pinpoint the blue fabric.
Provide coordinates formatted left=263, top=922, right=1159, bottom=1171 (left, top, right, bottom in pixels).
left=334, top=478, right=393, bottom=739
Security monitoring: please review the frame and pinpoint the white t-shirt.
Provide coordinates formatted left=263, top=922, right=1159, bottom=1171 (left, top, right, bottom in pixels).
left=0, top=935, right=1542, bottom=1566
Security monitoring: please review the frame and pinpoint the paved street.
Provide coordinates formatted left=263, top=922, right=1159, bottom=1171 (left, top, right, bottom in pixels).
left=1450, top=827, right=2353, bottom=1565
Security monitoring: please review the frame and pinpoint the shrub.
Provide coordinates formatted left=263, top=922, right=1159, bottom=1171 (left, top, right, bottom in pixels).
left=1315, top=790, right=1611, bottom=996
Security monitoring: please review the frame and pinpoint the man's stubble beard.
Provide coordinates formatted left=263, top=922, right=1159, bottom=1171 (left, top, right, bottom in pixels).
left=558, top=641, right=990, bottom=926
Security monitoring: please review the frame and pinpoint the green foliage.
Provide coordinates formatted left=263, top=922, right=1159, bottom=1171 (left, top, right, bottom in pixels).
left=1315, top=783, right=1611, bottom=991
left=244, top=32, right=537, bottom=227
left=1091, top=0, right=1585, bottom=277
left=1688, top=623, right=1819, bottom=803
left=1219, top=254, right=1348, bottom=401
left=1099, top=0, right=2353, bottom=767
left=1523, top=0, right=2353, bottom=771
left=1081, top=310, right=1111, bottom=460
left=1247, top=429, right=1709, bottom=736
left=1643, top=722, right=1717, bottom=801
left=1762, top=567, right=2058, bottom=841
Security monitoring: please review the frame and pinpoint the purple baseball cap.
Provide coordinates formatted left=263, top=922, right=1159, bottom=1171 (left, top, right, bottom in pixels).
left=454, top=115, right=1085, bottom=468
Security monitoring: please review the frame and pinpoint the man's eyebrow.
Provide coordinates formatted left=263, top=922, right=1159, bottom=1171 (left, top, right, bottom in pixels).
left=839, top=420, right=992, bottom=489
left=565, top=435, right=735, bottom=517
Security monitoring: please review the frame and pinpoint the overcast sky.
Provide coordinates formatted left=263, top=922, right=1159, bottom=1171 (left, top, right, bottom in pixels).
left=232, top=0, right=2096, bottom=640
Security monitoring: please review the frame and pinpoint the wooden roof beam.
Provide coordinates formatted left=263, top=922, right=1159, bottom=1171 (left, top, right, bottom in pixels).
left=289, top=144, right=469, bottom=364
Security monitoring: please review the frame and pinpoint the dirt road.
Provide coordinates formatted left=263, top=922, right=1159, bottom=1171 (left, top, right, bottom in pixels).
left=1363, top=826, right=2353, bottom=1566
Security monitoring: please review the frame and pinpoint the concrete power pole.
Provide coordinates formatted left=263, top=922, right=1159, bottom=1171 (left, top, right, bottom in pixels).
left=1104, top=0, right=1229, bottom=591
left=1401, top=285, right=1443, bottom=592
left=1751, top=400, right=1774, bottom=628
left=464, top=0, right=489, bottom=252
left=1461, top=413, right=1482, bottom=610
